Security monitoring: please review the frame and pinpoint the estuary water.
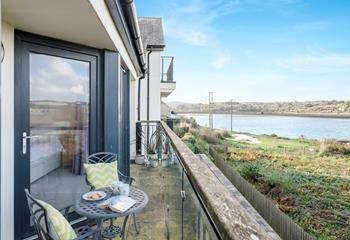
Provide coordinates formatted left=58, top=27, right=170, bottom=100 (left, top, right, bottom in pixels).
left=181, top=113, right=350, bottom=140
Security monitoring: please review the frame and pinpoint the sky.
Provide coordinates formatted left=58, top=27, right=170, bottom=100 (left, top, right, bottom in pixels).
left=136, top=0, right=350, bottom=103
left=30, top=54, right=89, bottom=103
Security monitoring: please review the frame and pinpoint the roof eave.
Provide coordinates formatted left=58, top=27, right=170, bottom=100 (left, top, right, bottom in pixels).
left=104, top=0, right=146, bottom=74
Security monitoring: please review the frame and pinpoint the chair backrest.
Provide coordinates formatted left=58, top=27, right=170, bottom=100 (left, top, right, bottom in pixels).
left=85, top=152, right=119, bottom=190
left=87, top=152, right=118, bottom=164
left=24, top=189, right=51, bottom=240
left=86, top=152, right=134, bottom=186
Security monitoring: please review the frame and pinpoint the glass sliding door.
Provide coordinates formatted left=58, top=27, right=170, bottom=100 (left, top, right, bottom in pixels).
left=14, top=33, right=100, bottom=239
left=29, top=53, right=90, bottom=210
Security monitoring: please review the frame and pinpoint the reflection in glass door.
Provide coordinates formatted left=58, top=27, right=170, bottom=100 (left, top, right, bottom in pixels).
left=29, top=53, right=90, bottom=210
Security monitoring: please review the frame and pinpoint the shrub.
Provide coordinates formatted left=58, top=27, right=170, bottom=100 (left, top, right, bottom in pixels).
left=222, top=130, right=232, bottom=138
left=189, top=128, right=199, bottom=137
left=187, top=138, right=207, bottom=154
left=264, top=174, right=284, bottom=188
left=173, top=118, right=182, bottom=125
left=271, top=133, right=278, bottom=138
left=175, top=126, right=189, bottom=138
left=228, top=149, right=272, bottom=162
left=181, top=132, right=195, bottom=143
left=192, top=142, right=204, bottom=154
left=264, top=173, right=292, bottom=191
left=213, top=130, right=225, bottom=140
left=199, top=129, right=219, bottom=143
left=240, top=164, right=261, bottom=182
left=319, top=139, right=350, bottom=156
left=299, top=134, right=306, bottom=143
left=189, top=118, right=200, bottom=129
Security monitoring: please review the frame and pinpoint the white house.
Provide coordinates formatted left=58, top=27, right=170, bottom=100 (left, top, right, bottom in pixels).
left=0, top=0, right=148, bottom=239
left=129, top=17, right=176, bottom=161
left=138, top=17, right=176, bottom=123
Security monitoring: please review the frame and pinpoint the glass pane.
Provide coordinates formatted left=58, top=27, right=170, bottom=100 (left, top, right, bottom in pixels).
left=163, top=153, right=183, bottom=239
left=29, top=53, right=90, bottom=210
left=183, top=173, right=219, bottom=240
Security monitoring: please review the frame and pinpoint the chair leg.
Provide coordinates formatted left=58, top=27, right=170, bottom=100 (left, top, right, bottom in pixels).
left=133, top=213, right=140, bottom=234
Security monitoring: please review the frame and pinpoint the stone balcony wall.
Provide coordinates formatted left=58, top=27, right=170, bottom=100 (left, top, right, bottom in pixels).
left=161, top=121, right=281, bottom=240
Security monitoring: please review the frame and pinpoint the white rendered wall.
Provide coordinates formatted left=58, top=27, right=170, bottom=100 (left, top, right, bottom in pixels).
left=140, top=50, right=161, bottom=121
left=1, top=21, right=14, bottom=240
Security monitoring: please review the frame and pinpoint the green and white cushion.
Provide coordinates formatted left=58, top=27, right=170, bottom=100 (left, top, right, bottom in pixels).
left=37, top=200, right=77, bottom=240
left=84, top=162, right=118, bottom=189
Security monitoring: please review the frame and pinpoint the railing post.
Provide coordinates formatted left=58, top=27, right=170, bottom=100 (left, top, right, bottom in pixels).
left=136, top=121, right=142, bottom=155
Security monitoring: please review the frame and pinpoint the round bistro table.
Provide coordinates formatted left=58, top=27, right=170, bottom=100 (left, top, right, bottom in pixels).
left=75, top=186, right=149, bottom=240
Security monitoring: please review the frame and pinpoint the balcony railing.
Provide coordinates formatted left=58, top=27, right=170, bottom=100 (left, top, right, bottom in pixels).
left=135, top=121, right=220, bottom=239
left=161, top=56, right=174, bottom=82
left=134, top=121, right=281, bottom=239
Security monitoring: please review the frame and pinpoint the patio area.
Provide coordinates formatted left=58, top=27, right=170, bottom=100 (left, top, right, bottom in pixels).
left=26, top=120, right=280, bottom=240
left=122, top=163, right=177, bottom=240
left=112, top=162, right=216, bottom=240
left=31, top=168, right=88, bottom=211
left=28, top=154, right=215, bottom=240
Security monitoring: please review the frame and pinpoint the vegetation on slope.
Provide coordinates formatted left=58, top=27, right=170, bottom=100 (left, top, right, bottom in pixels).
left=174, top=117, right=350, bottom=240
left=170, top=100, right=350, bottom=116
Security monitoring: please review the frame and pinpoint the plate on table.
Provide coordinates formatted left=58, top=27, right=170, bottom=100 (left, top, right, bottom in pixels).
left=82, top=191, right=107, bottom=201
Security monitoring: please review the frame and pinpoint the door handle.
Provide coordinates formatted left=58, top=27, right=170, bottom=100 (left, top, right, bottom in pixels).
left=22, top=132, right=28, bottom=154
left=180, top=190, right=186, bottom=200
left=23, top=134, right=43, bottom=140
left=22, top=132, right=45, bottom=154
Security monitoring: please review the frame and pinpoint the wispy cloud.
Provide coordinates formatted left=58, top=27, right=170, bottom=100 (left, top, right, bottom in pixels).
left=164, top=22, right=210, bottom=46
left=31, top=54, right=89, bottom=102
left=164, top=0, right=304, bottom=47
left=210, top=52, right=233, bottom=69
left=164, top=0, right=240, bottom=46
left=178, top=0, right=240, bottom=19
left=278, top=54, right=350, bottom=72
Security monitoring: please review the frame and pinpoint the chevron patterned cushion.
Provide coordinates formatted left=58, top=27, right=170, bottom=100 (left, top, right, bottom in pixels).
left=37, top=200, right=77, bottom=240
left=84, top=162, right=118, bottom=189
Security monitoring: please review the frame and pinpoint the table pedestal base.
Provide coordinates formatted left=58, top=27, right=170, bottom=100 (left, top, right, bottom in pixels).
left=102, top=225, right=122, bottom=239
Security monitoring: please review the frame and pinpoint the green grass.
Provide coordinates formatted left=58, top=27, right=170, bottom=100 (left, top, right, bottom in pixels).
left=174, top=118, right=350, bottom=240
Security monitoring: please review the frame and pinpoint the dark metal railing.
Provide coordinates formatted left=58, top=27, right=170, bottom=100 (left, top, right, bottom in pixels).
left=161, top=56, right=174, bottom=82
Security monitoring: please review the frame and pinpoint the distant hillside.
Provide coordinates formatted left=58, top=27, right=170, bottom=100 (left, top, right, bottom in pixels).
left=168, top=100, right=350, bottom=117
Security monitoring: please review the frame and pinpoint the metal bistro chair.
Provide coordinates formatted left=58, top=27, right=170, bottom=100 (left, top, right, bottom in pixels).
left=85, top=152, right=140, bottom=236
left=25, top=189, right=100, bottom=240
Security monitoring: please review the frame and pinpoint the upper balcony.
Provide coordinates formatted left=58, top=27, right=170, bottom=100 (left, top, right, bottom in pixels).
left=160, top=56, right=176, bottom=98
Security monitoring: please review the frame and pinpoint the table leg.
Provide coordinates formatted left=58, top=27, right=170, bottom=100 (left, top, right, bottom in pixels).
left=132, top=213, right=140, bottom=234
left=101, top=218, right=122, bottom=239
left=96, top=219, right=103, bottom=240
left=121, top=215, right=130, bottom=240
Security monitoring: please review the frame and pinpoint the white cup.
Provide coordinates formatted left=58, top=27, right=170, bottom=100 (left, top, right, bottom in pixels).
left=119, top=183, right=130, bottom=196
left=112, top=181, right=129, bottom=196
